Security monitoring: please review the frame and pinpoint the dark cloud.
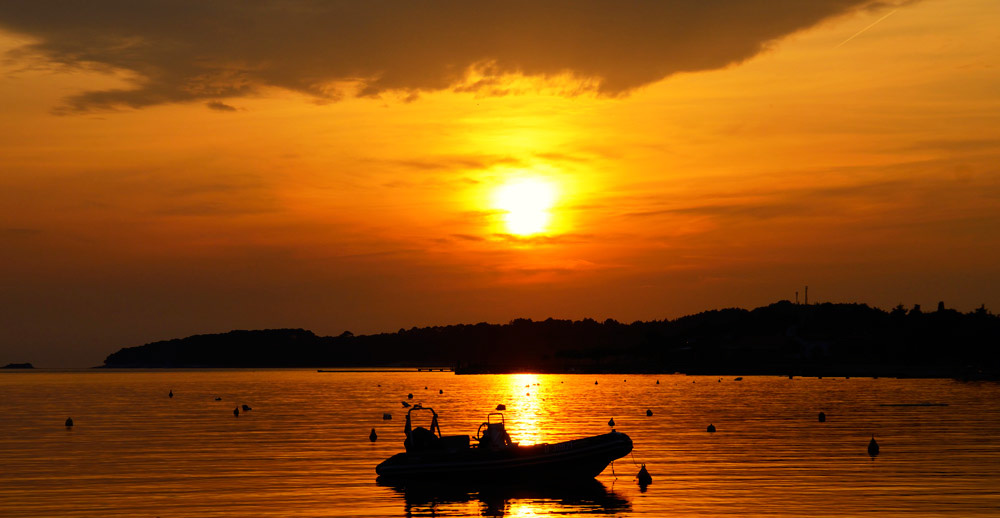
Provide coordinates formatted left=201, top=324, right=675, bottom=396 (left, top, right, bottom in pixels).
left=153, top=200, right=277, bottom=217
left=377, top=155, right=522, bottom=172
left=206, top=101, right=237, bottom=112
left=627, top=202, right=801, bottom=220
left=491, top=233, right=593, bottom=245
left=624, top=179, right=908, bottom=220
left=450, top=234, right=487, bottom=242
left=0, top=1, right=906, bottom=112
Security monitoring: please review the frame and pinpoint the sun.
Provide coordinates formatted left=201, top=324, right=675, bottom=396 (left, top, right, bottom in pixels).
left=493, top=178, right=557, bottom=236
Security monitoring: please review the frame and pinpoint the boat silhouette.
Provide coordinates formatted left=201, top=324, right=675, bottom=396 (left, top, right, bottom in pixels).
left=375, top=406, right=633, bottom=481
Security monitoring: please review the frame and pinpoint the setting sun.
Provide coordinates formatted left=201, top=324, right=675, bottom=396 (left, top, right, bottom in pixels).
left=493, top=178, right=558, bottom=236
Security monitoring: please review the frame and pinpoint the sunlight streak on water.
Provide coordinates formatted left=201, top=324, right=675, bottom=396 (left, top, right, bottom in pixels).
left=1, top=371, right=999, bottom=516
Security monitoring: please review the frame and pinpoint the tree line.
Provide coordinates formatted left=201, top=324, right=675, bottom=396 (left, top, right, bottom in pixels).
left=102, top=300, right=1000, bottom=378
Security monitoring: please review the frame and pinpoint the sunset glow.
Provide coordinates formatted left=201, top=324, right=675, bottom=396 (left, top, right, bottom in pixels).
left=0, top=1, right=997, bottom=366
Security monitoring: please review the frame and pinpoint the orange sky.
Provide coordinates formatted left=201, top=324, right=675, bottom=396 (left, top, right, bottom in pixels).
left=1, top=0, right=998, bottom=366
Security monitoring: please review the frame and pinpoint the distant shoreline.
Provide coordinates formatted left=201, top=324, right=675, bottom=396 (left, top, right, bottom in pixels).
left=2, top=366, right=995, bottom=381
left=95, top=300, right=999, bottom=380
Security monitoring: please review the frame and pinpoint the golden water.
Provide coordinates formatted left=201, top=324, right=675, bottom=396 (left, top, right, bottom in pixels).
left=1, top=370, right=998, bottom=516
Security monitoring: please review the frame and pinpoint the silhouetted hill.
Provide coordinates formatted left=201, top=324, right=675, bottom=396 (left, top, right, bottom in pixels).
left=102, top=329, right=333, bottom=368
left=102, top=301, right=1000, bottom=378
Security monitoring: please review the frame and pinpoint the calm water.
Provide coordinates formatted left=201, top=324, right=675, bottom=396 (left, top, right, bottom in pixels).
left=1, top=370, right=998, bottom=517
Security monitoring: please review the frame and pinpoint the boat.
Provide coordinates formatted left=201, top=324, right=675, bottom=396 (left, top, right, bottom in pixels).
left=375, top=406, right=633, bottom=481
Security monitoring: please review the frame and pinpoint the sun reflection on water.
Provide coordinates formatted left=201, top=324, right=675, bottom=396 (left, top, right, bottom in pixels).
left=509, top=374, right=543, bottom=446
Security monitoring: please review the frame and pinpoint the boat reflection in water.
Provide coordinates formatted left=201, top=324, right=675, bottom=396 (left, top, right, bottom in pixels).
left=377, top=477, right=631, bottom=516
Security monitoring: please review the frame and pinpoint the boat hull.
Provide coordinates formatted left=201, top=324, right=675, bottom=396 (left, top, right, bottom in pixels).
left=375, top=431, right=633, bottom=481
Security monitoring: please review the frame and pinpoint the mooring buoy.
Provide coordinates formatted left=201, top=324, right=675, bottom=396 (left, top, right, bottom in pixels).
left=637, top=464, right=652, bottom=486
left=868, top=435, right=879, bottom=457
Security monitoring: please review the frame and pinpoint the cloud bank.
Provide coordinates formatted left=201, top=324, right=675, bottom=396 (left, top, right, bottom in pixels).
left=0, top=1, right=903, bottom=111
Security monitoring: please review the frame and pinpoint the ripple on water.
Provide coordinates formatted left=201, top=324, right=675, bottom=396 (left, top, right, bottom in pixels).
left=0, top=371, right=998, bottom=517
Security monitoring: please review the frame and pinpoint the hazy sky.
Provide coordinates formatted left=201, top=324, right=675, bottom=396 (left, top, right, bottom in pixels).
left=1, top=0, right=998, bottom=367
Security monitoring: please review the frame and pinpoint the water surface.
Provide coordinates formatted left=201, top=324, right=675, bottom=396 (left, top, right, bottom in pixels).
left=1, top=370, right=998, bottom=516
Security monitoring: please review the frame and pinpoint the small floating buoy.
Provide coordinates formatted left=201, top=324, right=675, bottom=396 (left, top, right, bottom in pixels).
left=656, top=380, right=659, bottom=385
left=383, top=413, right=392, bottom=420
left=623, top=379, right=626, bottom=383
left=707, top=423, right=716, bottom=433
left=595, top=381, right=598, bottom=385
left=424, top=386, right=427, bottom=390
left=401, top=401, right=410, bottom=408
left=242, top=404, right=251, bottom=411
left=168, top=390, right=173, bottom=398
left=65, top=417, right=74, bottom=427
left=718, top=378, right=721, bottom=382
left=608, top=418, right=615, bottom=427
left=646, top=409, right=653, bottom=417
left=637, top=464, right=652, bottom=486
left=407, top=393, right=413, bottom=399
left=369, top=428, right=377, bottom=442
left=233, top=407, right=240, bottom=417
left=496, top=404, right=506, bottom=411
left=439, top=389, right=443, bottom=394
left=818, top=412, right=826, bottom=422
left=526, top=392, right=530, bottom=396
left=868, top=435, right=879, bottom=457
